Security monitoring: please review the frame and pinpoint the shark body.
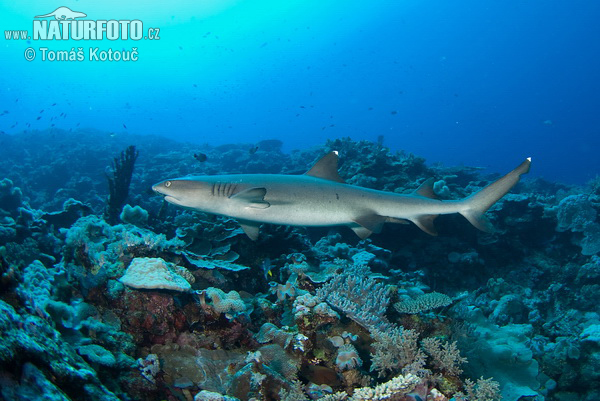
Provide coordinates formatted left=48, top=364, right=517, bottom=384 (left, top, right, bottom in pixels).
left=153, top=152, right=531, bottom=240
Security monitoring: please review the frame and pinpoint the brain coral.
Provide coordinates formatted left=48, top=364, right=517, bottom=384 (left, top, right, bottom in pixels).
left=119, top=257, right=192, bottom=292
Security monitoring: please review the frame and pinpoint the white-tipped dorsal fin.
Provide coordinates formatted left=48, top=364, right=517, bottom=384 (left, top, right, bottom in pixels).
left=304, top=151, right=346, bottom=183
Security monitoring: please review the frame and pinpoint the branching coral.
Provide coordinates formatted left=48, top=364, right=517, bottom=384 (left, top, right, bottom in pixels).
left=454, top=377, right=502, bottom=401
left=320, top=373, right=421, bottom=401
left=316, top=271, right=391, bottom=331
left=421, top=337, right=467, bottom=376
left=370, top=326, right=424, bottom=378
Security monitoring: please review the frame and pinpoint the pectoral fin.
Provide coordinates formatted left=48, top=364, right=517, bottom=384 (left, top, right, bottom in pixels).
left=239, top=220, right=260, bottom=240
left=230, top=187, right=270, bottom=209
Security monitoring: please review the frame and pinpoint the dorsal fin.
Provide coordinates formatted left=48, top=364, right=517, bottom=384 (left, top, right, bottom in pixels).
left=413, top=178, right=437, bottom=199
left=304, top=151, right=345, bottom=183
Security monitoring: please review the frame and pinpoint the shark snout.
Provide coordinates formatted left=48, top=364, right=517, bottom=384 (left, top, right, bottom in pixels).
left=152, top=180, right=173, bottom=195
left=152, top=180, right=184, bottom=206
left=151, top=182, right=164, bottom=194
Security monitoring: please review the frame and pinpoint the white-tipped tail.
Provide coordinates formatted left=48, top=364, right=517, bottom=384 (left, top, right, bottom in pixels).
left=460, top=158, right=531, bottom=232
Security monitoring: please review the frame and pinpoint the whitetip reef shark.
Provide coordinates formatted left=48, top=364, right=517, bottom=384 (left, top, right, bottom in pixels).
left=153, top=152, right=531, bottom=240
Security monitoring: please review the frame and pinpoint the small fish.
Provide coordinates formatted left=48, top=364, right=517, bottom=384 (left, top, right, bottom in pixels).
left=260, top=258, right=273, bottom=279
left=390, top=111, right=398, bottom=115
left=76, top=123, right=80, bottom=127
left=123, top=123, right=127, bottom=129
left=194, top=153, right=207, bottom=162
left=51, top=103, right=56, bottom=106
left=249, top=146, right=259, bottom=155
left=39, top=109, right=44, bottom=113
left=36, top=116, right=41, bottom=120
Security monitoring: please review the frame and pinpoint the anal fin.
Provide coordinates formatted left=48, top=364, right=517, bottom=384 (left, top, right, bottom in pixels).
left=412, top=214, right=439, bottom=236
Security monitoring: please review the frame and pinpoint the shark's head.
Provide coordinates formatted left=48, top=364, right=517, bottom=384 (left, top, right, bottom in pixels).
left=152, top=178, right=212, bottom=208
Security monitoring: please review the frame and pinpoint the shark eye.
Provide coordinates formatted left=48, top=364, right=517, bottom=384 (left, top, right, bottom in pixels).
left=165, top=181, right=172, bottom=188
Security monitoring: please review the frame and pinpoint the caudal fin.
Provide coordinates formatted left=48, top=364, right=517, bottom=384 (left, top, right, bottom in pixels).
left=460, top=158, right=531, bottom=232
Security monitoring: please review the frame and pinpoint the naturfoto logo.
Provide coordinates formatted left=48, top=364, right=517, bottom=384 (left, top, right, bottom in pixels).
left=4, top=6, right=161, bottom=62
left=32, top=6, right=146, bottom=40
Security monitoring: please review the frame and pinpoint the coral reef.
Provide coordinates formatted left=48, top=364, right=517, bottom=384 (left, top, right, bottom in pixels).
left=0, top=132, right=598, bottom=401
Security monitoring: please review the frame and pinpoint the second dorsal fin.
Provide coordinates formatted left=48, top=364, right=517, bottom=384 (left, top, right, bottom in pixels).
left=413, top=178, right=437, bottom=199
left=304, top=151, right=345, bottom=183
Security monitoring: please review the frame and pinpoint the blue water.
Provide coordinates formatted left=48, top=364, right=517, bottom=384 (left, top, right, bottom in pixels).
left=0, top=0, right=599, bottom=184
